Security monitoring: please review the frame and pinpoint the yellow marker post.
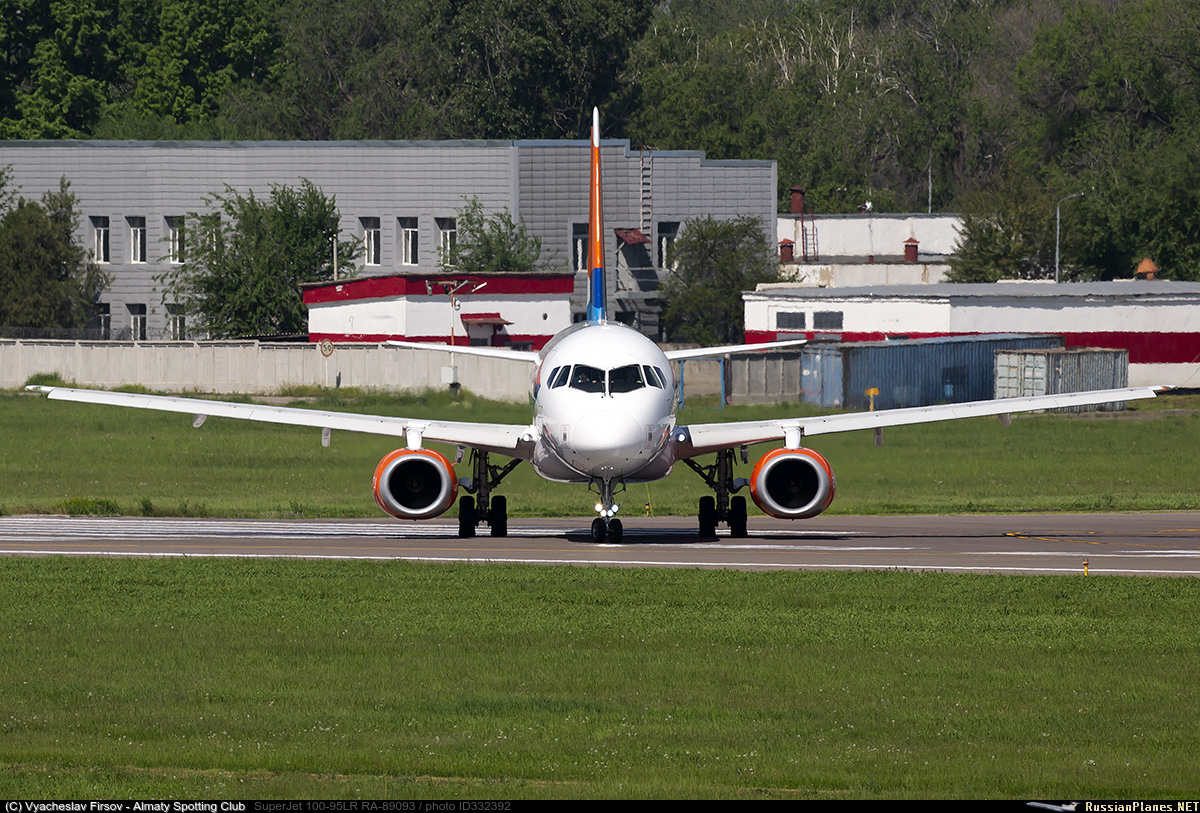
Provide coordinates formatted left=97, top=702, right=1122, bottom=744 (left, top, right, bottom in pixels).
left=866, top=387, right=879, bottom=411
left=1083, top=559, right=1089, bottom=575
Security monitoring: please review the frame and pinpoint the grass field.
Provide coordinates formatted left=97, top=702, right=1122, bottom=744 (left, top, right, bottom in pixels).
left=2, top=558, right=1198, bottom=799
left=3, top=386, right=1199, bottom=518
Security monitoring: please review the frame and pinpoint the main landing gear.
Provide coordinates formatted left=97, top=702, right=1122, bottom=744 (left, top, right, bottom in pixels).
left=683, top=447, right=749, bottom=538
left=588, top=476, right=624, bottom=543
left=457, top=448, right=521, bottom=538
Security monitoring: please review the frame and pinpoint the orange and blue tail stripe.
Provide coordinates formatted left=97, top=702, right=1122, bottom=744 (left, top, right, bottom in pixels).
left=587, top=107, right=607, bottom=323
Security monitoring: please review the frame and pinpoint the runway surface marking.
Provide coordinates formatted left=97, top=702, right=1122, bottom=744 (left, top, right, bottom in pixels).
left=2, top=516, right=1199, bottom=575
left=0, top=516, right=855, bottom=540
left=2, top=549, right=1198, bottom=576
left=1007, top=529, right=1200, bottom=549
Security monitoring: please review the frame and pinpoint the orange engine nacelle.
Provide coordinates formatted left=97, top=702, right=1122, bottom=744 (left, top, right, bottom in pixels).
left=750, top=447, right=837, bottom=520
left=372, top=448, right=459, bottom=520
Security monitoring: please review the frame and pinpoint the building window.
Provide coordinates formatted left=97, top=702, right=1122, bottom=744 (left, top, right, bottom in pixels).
left=572, top=223, right=588, bottom=272
left=400, top=217, right=418, bottom=265
left=813, top=311, right=843, bottom=330
left=167, top=304, right=186, bottom=340
left=92, top=217, right=110, bottom=263
left=92, top=303, right=111, bottom=339
left=129, top=217, right=146, bottom=263
left=657, top=221, right=679, bottom=270
left=776, top=311, right=806, bottom=330
left=360, top=218, right=381, bottom=266
left=436, top=217, right=456, bottom=264
left=166, top=216, right=184, bottom=263
left=128, top=304, right=147, bottom=341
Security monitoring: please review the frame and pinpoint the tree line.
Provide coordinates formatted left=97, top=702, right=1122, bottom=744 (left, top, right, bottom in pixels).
left=3, top=0, right=1198, bottom=284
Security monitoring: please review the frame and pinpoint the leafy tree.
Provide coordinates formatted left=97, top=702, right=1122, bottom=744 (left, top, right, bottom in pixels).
left=158, top=180, right=356, bottom=338
left=442, top=197, right=542, bottom=274
left=105, top=0, right=280, bottom=133
left=947, top=171, right=1062, bottom=282
left=221, top=0, right=655, bottom=140
left=660, top=216, right=778, bottom=345
left=0, top=0, right=118, bottom=138
left=0, top=176, right=108, bottom=328
left=438, top=0, right=656, bottom=139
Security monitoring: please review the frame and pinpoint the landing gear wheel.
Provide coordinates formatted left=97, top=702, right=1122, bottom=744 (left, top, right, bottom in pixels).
left=698, top=496, right=717, bottom=537
left=489, top=495, right=508, bottom=538
left=458, top=496, right=476, bottom=538
left=608, top=518, right=623, bottom=543
left=591, top=517, right=607, bottom=542
left=729, top=495, right=748, bottom=538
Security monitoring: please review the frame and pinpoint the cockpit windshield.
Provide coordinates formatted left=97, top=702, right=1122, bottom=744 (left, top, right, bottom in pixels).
left=608, top=364, right=645, bottom=394
left=568, top=364, right=605, bottom=393
left=559, top=363, right=659, bottom=395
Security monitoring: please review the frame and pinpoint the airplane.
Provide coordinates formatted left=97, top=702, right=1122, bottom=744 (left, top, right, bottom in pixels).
left=28, top=109, right=1162, bottom=542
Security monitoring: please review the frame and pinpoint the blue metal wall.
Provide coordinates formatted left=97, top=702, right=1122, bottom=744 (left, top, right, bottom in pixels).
left=801, top=334, right=1064, bottom=410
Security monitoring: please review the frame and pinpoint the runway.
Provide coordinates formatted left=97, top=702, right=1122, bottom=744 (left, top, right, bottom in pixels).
left=2, top=513, right=1199, bottom=575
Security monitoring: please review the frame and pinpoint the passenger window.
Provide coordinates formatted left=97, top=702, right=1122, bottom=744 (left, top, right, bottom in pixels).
left=642, top=365, right=662, bottom=388
left=569, top=365, right=605, bottom=393
left=609, top=364, right=645, bottom=394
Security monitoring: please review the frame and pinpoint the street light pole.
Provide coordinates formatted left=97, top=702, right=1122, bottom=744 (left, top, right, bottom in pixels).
left=1055, top=192, right=1084, bottom=283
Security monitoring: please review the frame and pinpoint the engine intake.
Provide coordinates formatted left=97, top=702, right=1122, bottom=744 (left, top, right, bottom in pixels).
left=372, top=448, right=458, bottom=520
left=750, top=447, right=837, bottom=519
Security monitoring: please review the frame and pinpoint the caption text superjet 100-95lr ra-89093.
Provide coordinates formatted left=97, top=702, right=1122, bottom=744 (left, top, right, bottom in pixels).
left=28, top=109, right=1162, bottom=542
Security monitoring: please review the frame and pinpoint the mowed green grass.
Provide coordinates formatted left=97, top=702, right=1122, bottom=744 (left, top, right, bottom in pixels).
left=2, top=388, right=1199, bottom=518
left=2, top=558, right=1198, bottom=798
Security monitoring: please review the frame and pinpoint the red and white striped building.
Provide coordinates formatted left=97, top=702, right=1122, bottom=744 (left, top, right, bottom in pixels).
left=744, top=281, right=1200, bottom=388
left=303, top=272, right=575, bottom=350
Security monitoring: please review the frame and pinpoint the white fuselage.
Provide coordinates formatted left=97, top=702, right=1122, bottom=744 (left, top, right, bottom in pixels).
left=530, top=322, right=678, bottom=484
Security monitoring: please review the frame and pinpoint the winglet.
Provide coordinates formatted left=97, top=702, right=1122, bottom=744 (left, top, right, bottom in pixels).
left=586, top=107, right=607, bottom=323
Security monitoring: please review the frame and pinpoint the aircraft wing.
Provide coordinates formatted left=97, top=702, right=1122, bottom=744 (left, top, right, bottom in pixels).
left=25, top=386, right=536, bottom=458
left=386, top=340, right=539, bottom=363
left=664, top=338, right=808, bottom=361
left=678, top=386, right=1162, bottom=457
left=386, top=338, right=807, bottom=362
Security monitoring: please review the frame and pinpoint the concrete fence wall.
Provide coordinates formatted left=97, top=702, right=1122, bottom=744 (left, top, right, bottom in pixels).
left=0, top=340, right=534, bottom=400
left=2, top=340, right=732, bottom=401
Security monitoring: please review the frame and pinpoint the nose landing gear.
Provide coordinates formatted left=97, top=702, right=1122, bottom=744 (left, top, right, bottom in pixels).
left=588, top=476, right=624, bottom=543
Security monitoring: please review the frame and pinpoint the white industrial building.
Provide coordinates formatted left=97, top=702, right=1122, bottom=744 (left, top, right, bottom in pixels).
left=303, top=271, right=573, bottom=350
left=776, top=188, right=961, bottom=288
left=744, top=281, right=1200, bottom=387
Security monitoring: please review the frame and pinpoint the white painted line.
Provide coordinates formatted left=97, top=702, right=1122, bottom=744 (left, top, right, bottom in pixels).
left=2, top=548, right=1199, bottom=576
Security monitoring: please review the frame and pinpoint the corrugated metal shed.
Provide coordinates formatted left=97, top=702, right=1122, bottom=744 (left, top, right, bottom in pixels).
left=995, top=348, right=1130, bottom=411
left=731, top=334, right=1064, bottom=407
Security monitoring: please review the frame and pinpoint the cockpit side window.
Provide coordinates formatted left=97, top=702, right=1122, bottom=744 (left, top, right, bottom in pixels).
left=643, top=365, right=663, bottom=388
left=569, top=364, right=605, bottom=393
left=550, top=365, right=570, bottom=388
left=609, top=364, right=645, bottom=394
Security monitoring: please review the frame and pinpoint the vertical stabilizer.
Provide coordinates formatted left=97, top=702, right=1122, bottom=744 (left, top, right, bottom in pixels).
left=587, top=107, right=607, bottom=323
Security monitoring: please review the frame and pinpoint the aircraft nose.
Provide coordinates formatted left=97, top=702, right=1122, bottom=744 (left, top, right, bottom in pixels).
left=573, top=411, right=643, bottom=457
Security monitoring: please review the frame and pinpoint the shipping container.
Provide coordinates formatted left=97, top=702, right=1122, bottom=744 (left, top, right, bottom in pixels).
left=732, top=334, right=1063, bottom=408
left=995, top=348, right=1129, bottom=411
